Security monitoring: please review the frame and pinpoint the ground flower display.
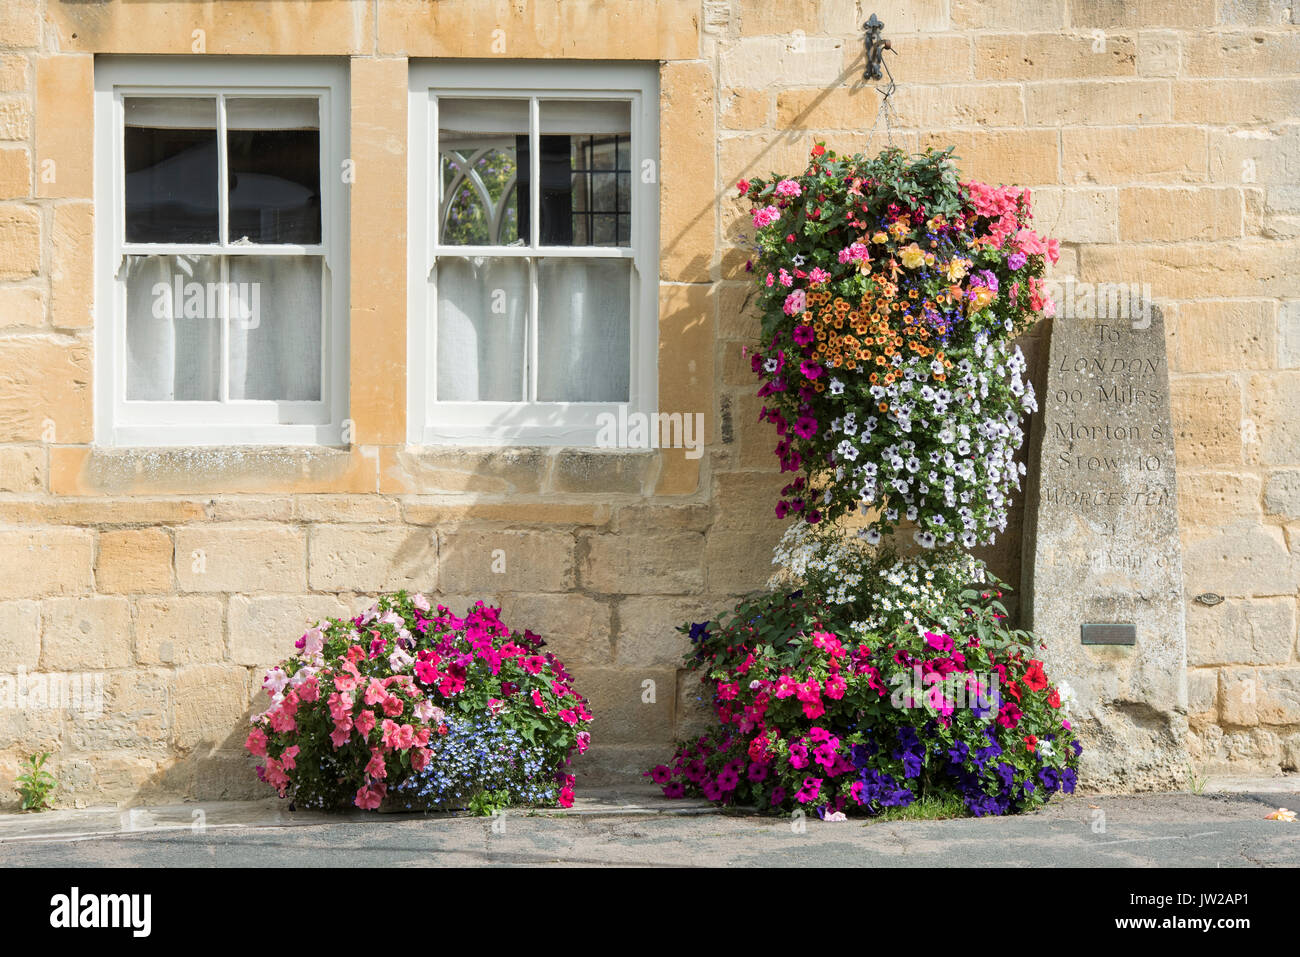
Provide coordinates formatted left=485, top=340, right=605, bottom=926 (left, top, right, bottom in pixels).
left=651, top=572, right=1082, bottom=818
left=246, top=594, right=591, bottom=812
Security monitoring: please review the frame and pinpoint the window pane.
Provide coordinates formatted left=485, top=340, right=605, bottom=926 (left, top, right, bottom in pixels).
left=436, top=257, right=527, bottom=401
left=438, top=98, right=526, bottom=246
left=227, top=256, right=323, bottom=401
left=123, top=255, right=221, bottom=400
left=538, top=100, right=632, bottom=248
left=226, top=97, right=322, bottom=244
left=536, top=258, right=630, bottom=402
left=124, top=98, right=219, bottom=244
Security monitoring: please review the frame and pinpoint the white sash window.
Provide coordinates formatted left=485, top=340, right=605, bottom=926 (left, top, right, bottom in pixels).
left=94, top=58, right=349, bottom=446
left=408, top=62, right=659, bottom=445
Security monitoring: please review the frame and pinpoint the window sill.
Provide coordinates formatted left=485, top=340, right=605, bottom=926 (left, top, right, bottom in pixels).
left=50, top=445, right=375, bottom=496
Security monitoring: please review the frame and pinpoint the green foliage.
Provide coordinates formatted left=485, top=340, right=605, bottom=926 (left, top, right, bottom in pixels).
left=467, top=789, right=513, bottom=817
left=441, top=149, right=519, bottom=245
left=16, top=752, right=57, bottom=811
left=867, top=792, right=967, bottom=823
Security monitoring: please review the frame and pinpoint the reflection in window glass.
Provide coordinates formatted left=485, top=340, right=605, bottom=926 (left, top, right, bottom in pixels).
left=124, top=98, right=219, bottom=244
left=226, top=97, right=322, bottom=244
left=537, top=100, right=631, bottom=248
left=438, top=98, right=526, bottom=246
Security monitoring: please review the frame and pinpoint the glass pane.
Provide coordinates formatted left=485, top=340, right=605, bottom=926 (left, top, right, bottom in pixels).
left=124, top=97, right=219, bottom=244
left=436, top=257, right=527, bottom=401
left=123, top=255, right=221, bottom=400
left=438, top=98, right=526, bottom=246
left=226, top=97, right=322, bottom=244
left=227, top=257, right=323, bottom=401
left=536, top=258, right=630, bottom=402
left=538, top=99, right=632, bottom=248
left=592, top=216, right=616, bottom=246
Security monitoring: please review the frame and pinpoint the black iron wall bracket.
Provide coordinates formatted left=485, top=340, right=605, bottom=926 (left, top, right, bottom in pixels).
left=862, top=13, right=894, bottom=82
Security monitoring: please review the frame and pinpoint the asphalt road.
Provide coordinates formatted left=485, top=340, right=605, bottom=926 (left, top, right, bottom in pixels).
left=1, top=791, right=1296, bottom=867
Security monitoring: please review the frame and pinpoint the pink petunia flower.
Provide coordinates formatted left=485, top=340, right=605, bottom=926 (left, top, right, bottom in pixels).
left=244, top=727, right=268, bottom=757
left=354, top=708, right=377, bottom=739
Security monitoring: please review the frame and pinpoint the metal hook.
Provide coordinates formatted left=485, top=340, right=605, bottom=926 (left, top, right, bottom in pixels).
left=862, top=14, right=894, bottom=82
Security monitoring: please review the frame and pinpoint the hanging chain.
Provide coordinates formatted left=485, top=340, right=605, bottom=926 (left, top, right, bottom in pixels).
left=862, top=14, right=899, bottom=152
left=866, top=65, right=899, bottom=151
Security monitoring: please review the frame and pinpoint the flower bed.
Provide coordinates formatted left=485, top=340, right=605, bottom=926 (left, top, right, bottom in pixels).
left=652, top=536, right=1081, bottom=818
left=246, top=595, right=592, bottom=813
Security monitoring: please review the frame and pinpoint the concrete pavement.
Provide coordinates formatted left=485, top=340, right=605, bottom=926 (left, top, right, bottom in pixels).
left=1, top=780, right=1297, bottom=867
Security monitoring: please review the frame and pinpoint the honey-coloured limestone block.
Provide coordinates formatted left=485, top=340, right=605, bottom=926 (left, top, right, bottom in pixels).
left=175, top=525, right=307, bottom=593
left=96, top=528, right=174, bottom=595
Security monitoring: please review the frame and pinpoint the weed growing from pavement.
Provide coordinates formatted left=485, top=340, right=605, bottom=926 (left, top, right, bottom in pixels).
left=865, top=793, right=967, bottom=823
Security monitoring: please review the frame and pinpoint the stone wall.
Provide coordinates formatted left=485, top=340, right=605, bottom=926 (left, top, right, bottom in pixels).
left=0, top=0, right=1296, bottom=805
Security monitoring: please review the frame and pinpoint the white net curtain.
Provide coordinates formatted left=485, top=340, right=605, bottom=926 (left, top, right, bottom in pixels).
left=122, top=95, right=323, bottom=405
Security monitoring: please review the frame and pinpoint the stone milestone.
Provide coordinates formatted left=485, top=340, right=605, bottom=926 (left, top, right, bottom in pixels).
left=1022, top=302, right=1188, bottom=789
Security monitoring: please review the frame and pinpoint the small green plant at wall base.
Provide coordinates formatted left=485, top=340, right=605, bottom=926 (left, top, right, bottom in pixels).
left=468, top=789, right=512, bottom=817
left=16, top=752, right=57, bottom=811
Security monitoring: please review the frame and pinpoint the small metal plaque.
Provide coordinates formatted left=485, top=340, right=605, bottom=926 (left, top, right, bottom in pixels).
left=1081, top=623, right=1136, bottom=646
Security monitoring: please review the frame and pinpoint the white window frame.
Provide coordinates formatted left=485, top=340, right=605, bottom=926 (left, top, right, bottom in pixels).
left=93, top=57, right=350, bottom=447
left=407, top=61, right=659, bottom=446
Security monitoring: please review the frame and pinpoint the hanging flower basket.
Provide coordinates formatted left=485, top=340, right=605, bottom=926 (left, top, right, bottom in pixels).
left=738, top=144, right=1059, bottom=547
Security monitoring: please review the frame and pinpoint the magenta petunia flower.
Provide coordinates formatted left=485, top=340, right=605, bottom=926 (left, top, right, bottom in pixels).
left=925, top=631, right=955, bottom=652
left=793, top=415, right=818, bottom=439
left=788, top=740, right=810, bottom=769
left=795, top=777, right=823, bottom=803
